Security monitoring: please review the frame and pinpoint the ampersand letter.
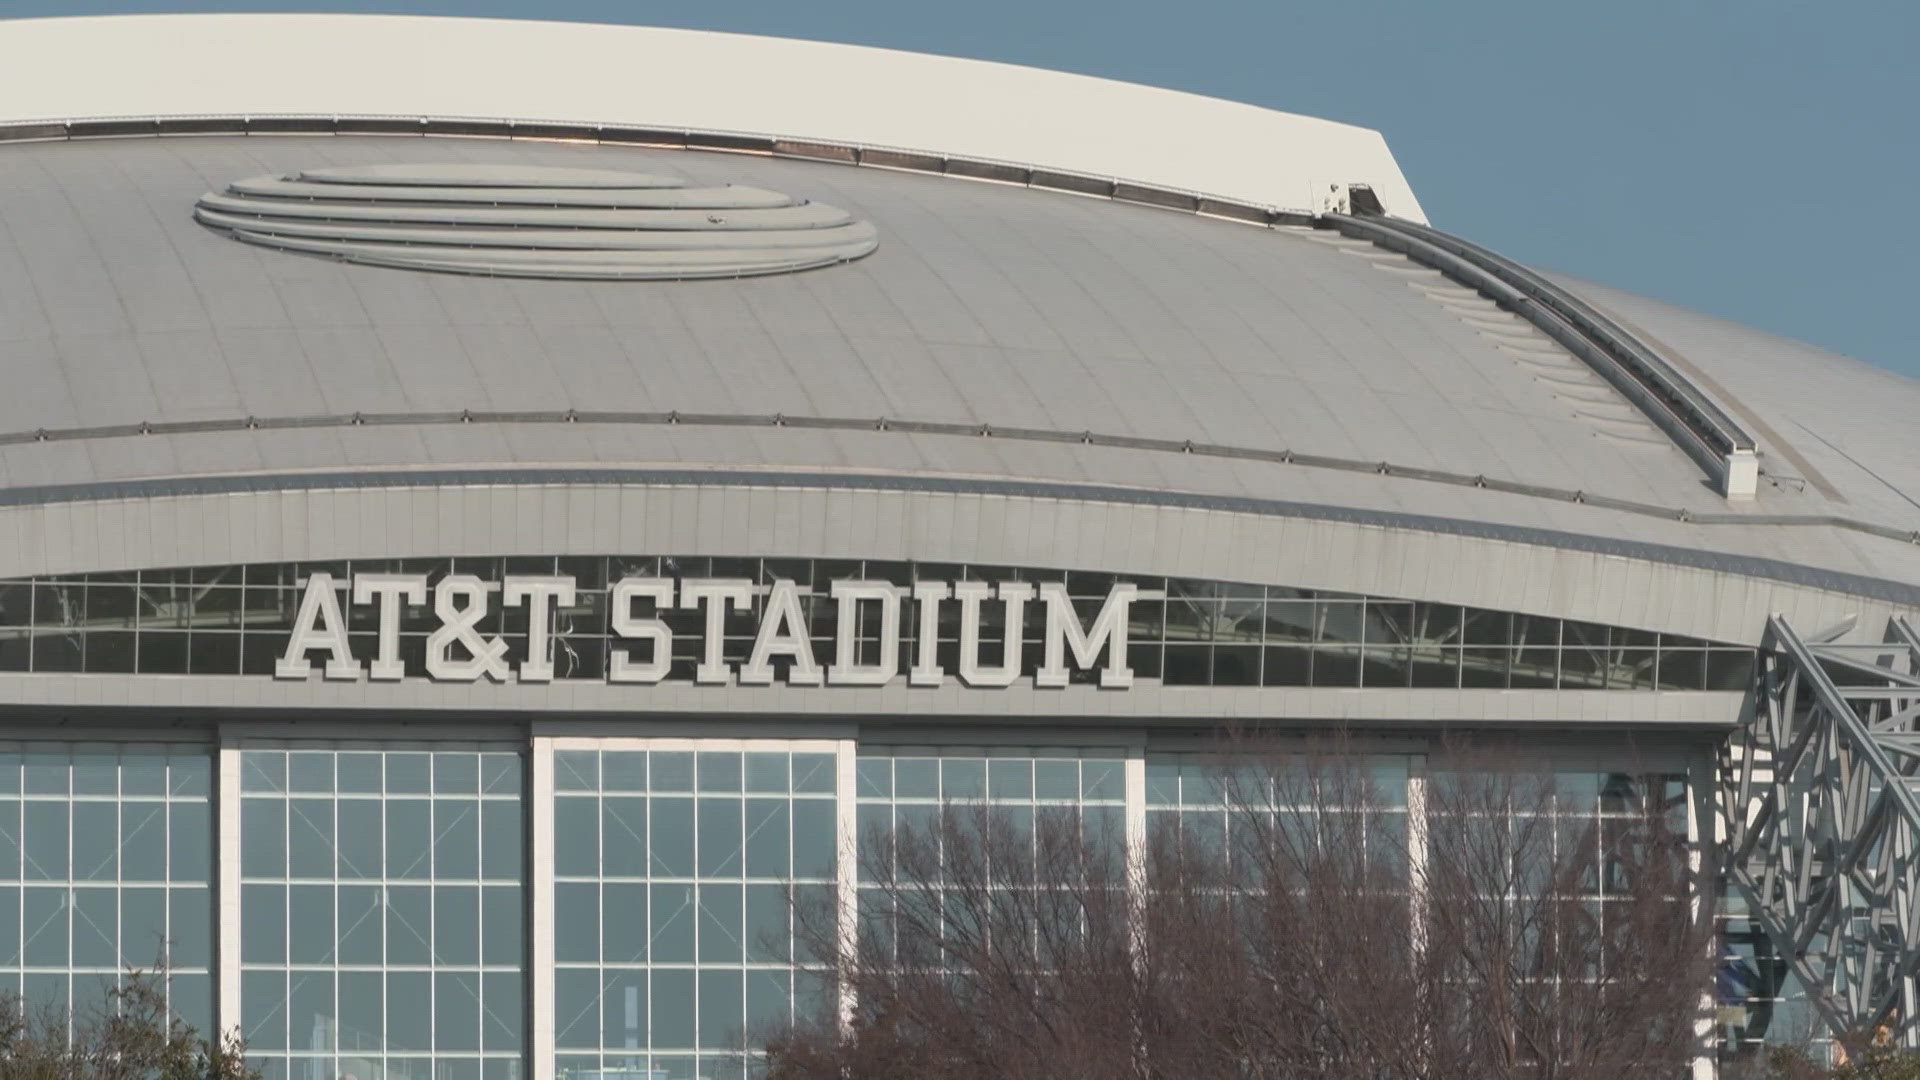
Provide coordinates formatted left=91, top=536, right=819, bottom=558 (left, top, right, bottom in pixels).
left=425, top=574, right=511, bottom=682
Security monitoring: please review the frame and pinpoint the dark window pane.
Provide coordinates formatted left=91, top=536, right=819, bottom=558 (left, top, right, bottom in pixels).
left=242, top=884, right=285, bottom=964
left=384, top=800, right=431, bottom=879
left=241, top=799, right=285, bottom=877
left=650, top=798, right=694, bottom=877
left=1213, top=645, right=1260, bottom=686
left=1563, top=621, right=1610, bottom=653
left=1364, top=602, right=1413, bottom=648
left=239, top=633, right=286, bottom=676
left=1657, top=649, right=1707, bottom=691
left=1313, top=647, right=1362, bottom=688
left=554, top=751, right=598, bottom=792
left=31, top=632, right=83, bottom=673
left=386, top=886, right=432, bottom=965
left=1461, top=609, right=1512, bottom=646
left=0, top=584, right=31, bottom=627
left=652, top=753, right=694, bottom=793
left=1262, top=643, right=1313, bottom=687
left=698, top=798, right=743, bottom=877
left=1513, top=615, right=1560, bottom=648
left=171, top=886, right=211, bottom=968
left=434, top=754, right=479, bottom=795
left=1410, top=603, right=1461, bottom=645
left=1559, top=637, right=1608, bottom=689
left=602, top=882, right=646, bottom=964
left=170, top=802, right=210, bottom=881
left=186, top=633, right=238, bottom=675
left=1706, top=650, right=1758, bottom=691
left=1614, top=648, right=1658, bottom=690
left=1360, top=645, right=1411, bottom=689
left=435, top=885, right=479, bottom=965
left=1162, top=644, right=1210, bottom=686
left=602, top=752, right=647, bottom=793
left=84, top=630, right=137, bottom=673
left=1511, top=648, right=1559, bottom=689
left=698, top=753, right=742, bottom=794
left=602, top=797, right=647, bottom=878
left=433, top=800, right=480, bottom=879
left=336, top=801, right=381, bottom=879
left=1315, top=602, right=1364, bottom=644
left=1409, top=648, right=1459, bottom=689
left=1461, top=646, right=1511, bottom=689
left=0, top=633, right=29, bottom=672
left=288, top=885, right=333, bottom=964
left=32, top=584, right=80, bottom=628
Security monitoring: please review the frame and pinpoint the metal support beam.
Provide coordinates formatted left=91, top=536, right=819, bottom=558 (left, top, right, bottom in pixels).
left=1720, top=614, right=1920, bottom=1047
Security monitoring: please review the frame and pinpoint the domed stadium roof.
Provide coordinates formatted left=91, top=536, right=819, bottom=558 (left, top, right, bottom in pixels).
left=0, top=13, right=1913, bottom=642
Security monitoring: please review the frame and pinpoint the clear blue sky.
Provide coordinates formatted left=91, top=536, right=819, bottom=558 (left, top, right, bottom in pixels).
left=5, top=0, right=1916, bottom=378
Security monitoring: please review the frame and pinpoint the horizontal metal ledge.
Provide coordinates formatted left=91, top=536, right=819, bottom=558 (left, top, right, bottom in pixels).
left=0, top=407, right=1912, bottom=549
left=0, top=675, right=1749, bottom=728
left=0, top=465, right=1915, bottom=610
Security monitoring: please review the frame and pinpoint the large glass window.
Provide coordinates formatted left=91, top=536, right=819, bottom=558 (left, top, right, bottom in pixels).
left=238, top=745, right=524, bottom=1080
left=854, top=748, right=1128, bottom=967
left=0, top=558, right=1756, bottom=691
left=1716, top=895, right=1826, bottom=1061
left=552, top=742, right=839, bottom=1080
left=1144, top=752, right=1411, bottom=874
left=0, top=742, right=212, bottom=1032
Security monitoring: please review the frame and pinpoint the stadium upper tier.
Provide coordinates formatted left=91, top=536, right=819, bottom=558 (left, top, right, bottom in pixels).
left=0, top=14, right=1913, bottom=647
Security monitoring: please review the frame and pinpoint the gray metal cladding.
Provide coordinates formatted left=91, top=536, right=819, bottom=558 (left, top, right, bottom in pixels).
left=192, top=162, right=879, bottom=280
left=1, top=135, right=1916, bottom=597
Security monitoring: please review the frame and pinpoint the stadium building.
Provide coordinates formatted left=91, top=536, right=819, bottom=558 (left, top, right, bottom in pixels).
left=0, top=13, right=1915, bottom=1078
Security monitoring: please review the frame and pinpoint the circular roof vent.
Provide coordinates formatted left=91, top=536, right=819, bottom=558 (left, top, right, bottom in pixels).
left=193, top=162, right=878, bottom=280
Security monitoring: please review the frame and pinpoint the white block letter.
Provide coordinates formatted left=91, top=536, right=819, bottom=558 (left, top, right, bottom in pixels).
left=610, top=577, right=674, bottom=684
left=425, top=575, right=510, bottom=682
left=908, top=582, right=949, bottom=688
left=679, top=579, right=753, bottom=685
left=827, top=581, right=900, bottom=686
left=1035, top=582, right=1137, bottom=689
left=276, top=572, right=360, bottom=680
left=740, top=579, right=821, bottom=686
left=953, top=580, right=1033, bottom=688
left=504, top=575, right=578, bottom=683
left=353, top=573, right=427, bottom=682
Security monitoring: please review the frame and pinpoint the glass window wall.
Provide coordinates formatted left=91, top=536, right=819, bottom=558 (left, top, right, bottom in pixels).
left=0, top=742, right=212, bottom=1032
left=854, top=748, right=1128, bottom=967
left=0, top=559, right=1756, bottom=691
left=552, top=742, right=839, bottom=1080
left=238, top=745, right=524, bottom=1080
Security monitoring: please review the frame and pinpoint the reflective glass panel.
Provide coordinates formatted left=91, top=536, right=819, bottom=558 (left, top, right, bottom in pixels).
left=238, top=745, right=523, bottom=1078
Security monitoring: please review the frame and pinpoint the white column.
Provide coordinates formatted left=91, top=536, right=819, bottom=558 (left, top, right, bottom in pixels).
left=1124, top=749, right=1147, bottom=965
left=214, top=742, right=243, bottom=1041
left=1123, top=751, right=1147, bottom=887
left=835, top=738, right=859, bottom=1030
left=529, top=736, right=556, bottom=1080
left=1406, top=769, right=1429, bottom=960
left=1688, top=757, right=1718, bottom=1080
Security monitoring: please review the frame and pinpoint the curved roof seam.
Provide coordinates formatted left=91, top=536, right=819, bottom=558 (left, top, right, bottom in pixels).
left=1, top=466, right=1916, bottom=609
left=1593, top=299, right=1845, bottom=502
left=1, top=408, right=1917, bottom=548
left=0, top=114, right=1323, bottom=224
left=1322, top=213, right=1760, bottom=500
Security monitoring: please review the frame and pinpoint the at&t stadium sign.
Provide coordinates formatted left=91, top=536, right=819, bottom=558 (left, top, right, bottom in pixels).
left=275, top=570, right=1138, bottom=689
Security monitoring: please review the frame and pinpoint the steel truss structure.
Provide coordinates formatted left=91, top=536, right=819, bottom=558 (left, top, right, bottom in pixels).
left=1722, top=614, right=1920, bottom=1047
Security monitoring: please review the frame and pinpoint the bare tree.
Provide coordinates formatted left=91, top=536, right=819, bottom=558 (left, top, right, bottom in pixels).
left=1418, top=746, right=1707, bottom=1078
left=0, top=968, right=257, bottom=1079
left=766, top=737, right=1715, bottom=1079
